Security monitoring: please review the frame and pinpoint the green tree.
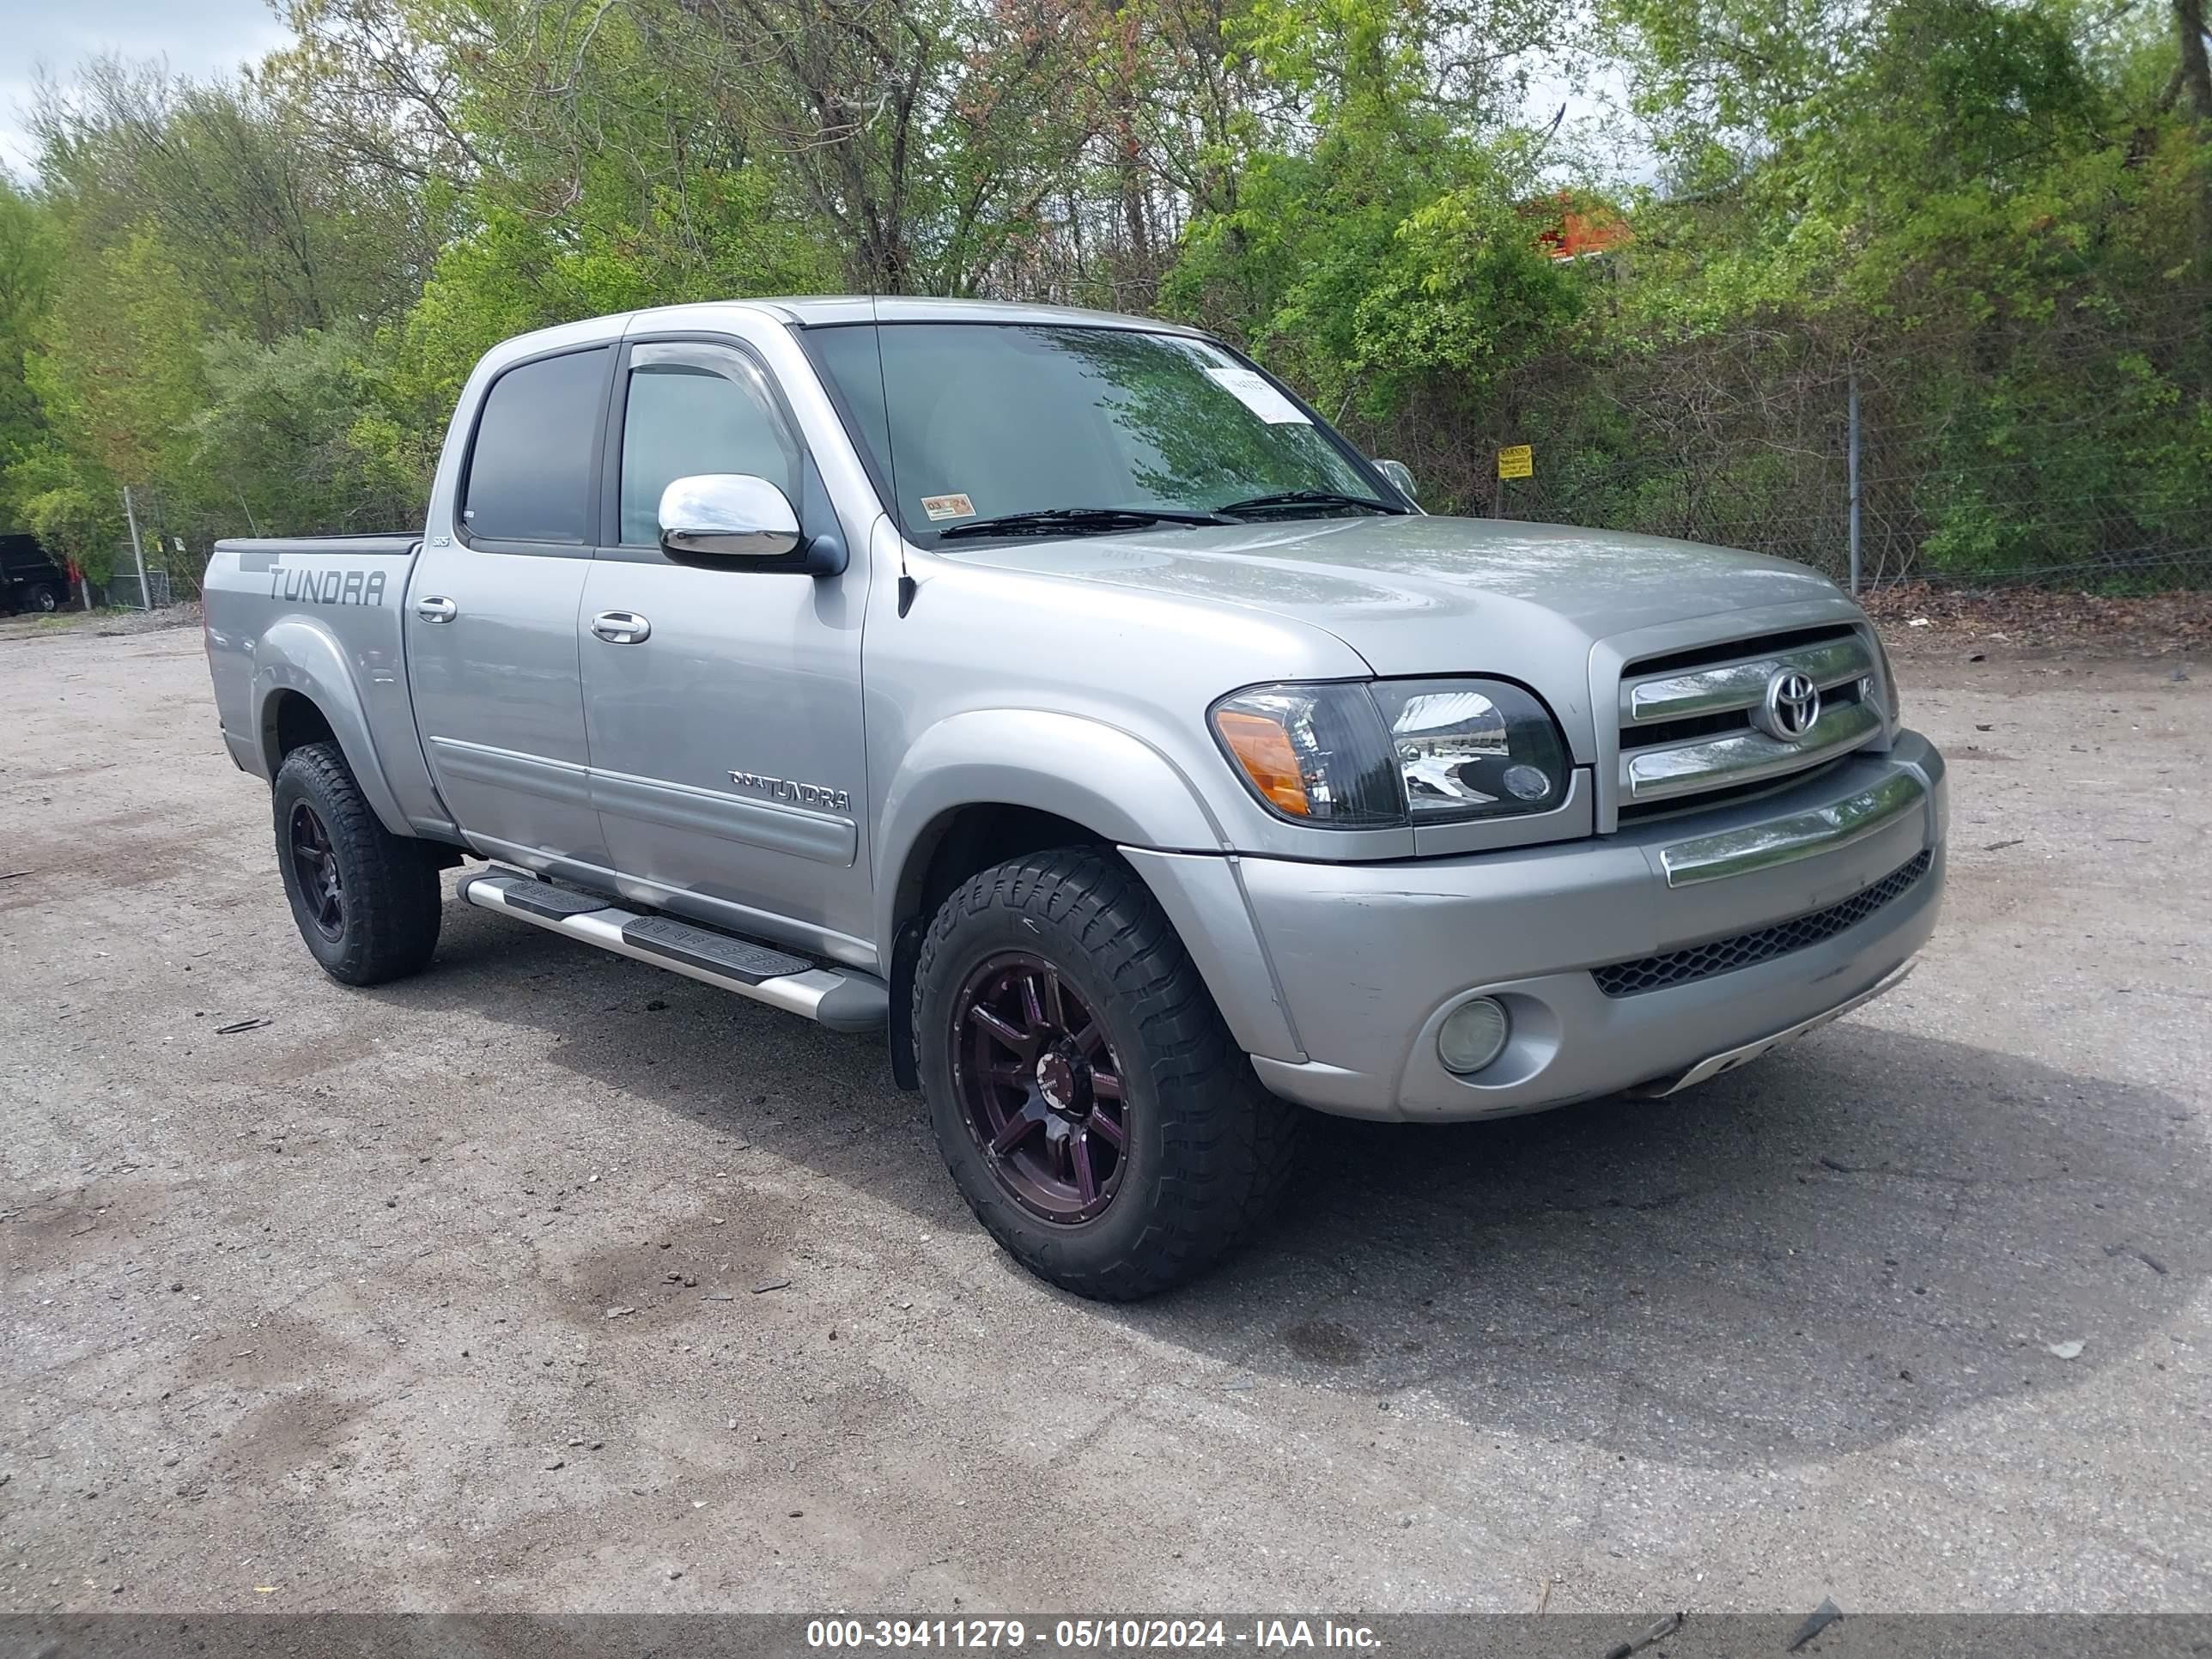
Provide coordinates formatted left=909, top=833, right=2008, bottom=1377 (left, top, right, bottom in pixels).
left=0, top=179, right=59, bottom=528
left=31, top=57, right=436, bottom=340
left=12, top=233, right=210, bottom=577
left=3, top=0, right=2205, bottom=587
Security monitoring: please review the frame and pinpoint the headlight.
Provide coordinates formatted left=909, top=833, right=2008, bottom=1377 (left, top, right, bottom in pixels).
left=1212, top=678, right=1571, bottom=829
left=1369, top=678, right=1570, bottom=823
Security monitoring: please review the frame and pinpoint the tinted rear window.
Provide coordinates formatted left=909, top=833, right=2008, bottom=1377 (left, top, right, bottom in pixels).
left=462, top=348, right=609, bottom=543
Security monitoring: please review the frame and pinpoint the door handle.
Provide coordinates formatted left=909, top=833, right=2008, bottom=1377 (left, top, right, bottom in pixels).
left=591, top=611, right=652, bottom=645
left=415, top=596, right=457, bottom=623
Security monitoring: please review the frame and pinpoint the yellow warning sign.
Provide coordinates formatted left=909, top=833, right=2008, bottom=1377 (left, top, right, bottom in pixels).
left=1497, top=444, right=1533, bottom=480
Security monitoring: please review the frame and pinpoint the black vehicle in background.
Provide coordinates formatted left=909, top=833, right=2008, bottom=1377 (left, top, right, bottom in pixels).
left=1, top=535, right=70, bottom=615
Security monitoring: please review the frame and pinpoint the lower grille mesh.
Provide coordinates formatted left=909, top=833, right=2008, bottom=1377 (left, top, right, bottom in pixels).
left=1593, top=849, right=1933, bottom=998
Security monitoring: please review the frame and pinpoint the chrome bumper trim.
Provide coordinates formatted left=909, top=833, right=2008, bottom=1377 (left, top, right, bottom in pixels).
left=1635, top=957, right=1917, bottom=1098
left=1656, top=768, right=1926, bottom=887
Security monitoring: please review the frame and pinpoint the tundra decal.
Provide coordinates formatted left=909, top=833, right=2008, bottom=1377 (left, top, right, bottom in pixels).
left=728, top=769, right=852, bottom=812
left=267, top=563, right=388, bottom=607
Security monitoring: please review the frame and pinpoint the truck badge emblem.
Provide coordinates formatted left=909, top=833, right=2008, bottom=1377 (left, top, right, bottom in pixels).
left=729, top=770, right=850, bottom=812
left=1759, top=670, right=1821, bottom=741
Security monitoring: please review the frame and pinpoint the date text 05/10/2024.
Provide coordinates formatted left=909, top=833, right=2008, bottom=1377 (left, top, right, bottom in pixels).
left=804, top=1621, right=1383, bottom=1650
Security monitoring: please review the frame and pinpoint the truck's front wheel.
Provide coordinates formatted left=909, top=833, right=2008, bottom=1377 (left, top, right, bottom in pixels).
left=272, top=741, right=442, bottom=986
left=915, top=848, right=1299, bottom=1299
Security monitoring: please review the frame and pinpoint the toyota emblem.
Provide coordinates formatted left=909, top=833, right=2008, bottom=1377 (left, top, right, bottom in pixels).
left=1759, top=670, right=1822, bottom=740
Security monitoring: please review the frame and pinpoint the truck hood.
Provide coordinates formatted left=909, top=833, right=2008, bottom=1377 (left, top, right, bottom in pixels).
left=939, top=513, right=1864, bottom=755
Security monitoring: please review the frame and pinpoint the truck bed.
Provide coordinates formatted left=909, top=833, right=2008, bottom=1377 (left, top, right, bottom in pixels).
left=203, top=531, right=436, bottom=836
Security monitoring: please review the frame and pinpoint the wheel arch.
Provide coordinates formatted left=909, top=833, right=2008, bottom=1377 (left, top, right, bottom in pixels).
left=874, top=710, right=1225, bottom=951
left=264, top=688, right=337, bottom=765
left=252, top=620, right=412, bottom=836
left=875, top=710, right=1301, bottom=1087
left=880, top=796, right=1130, bottom=1093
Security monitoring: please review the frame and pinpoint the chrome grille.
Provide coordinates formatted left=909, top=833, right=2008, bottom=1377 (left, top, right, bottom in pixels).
left=1592, top=849, right=1932, bottom=997
left=1616, top=624, right=1884, bottom=817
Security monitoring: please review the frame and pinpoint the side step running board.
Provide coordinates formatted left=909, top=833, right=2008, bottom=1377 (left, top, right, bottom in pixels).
left=459, top=869, right=888, bottom=1033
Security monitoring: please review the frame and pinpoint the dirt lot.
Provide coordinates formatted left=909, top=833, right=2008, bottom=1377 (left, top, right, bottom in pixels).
left=1, top=611, right=2206, bottom=1613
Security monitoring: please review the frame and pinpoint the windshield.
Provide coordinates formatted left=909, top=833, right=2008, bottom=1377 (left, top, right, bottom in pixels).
left=805, top=322, right=1394, bottom=542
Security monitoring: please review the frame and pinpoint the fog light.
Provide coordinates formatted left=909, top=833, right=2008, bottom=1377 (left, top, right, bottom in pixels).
left=1437, top=997, right=1510, bottom=1075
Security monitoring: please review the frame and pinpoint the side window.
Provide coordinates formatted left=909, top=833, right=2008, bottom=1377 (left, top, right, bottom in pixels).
left=461, top=347, right=610, bottom=544
left=619, top=343, right=804, bottom=545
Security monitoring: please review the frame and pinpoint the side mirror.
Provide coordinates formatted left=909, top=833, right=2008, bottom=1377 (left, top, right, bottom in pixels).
left=1375, top=459, right=1419, bottom=504
left=658, top=474, right=802, bottom=560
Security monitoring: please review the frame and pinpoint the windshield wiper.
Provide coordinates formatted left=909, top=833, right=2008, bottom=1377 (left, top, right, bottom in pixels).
left=937, top=506, right=1236, bottom=540
left=1214, top=489, right=1403, bottom=518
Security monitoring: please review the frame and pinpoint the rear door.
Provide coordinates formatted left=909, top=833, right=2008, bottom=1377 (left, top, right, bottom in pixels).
left=578, top=330, right=872, bottom=963
left=406, top=343, right=615, bottom=872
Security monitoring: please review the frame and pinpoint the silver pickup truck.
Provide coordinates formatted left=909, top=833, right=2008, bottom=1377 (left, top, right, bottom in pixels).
left=203, top=297, right=1946, bottom=1297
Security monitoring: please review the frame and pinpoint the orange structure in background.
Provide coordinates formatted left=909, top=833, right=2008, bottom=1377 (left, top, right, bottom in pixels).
left=1527, top=193, right=1632, bottom=261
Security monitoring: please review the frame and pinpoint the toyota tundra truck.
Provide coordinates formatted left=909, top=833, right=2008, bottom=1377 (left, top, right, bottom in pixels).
left=201, top=297, right=1946, bottom=1298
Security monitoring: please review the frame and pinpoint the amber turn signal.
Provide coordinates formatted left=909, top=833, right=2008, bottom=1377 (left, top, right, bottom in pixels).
left=1213, top=708, right=1311, bottom=817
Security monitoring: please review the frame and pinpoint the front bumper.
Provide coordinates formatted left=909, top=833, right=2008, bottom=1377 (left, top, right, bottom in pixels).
left=1235, top=731, right=1946, bottom=1121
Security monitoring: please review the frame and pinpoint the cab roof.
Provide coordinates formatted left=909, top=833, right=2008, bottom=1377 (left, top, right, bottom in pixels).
left=632, top=295, right=1208, bottom=335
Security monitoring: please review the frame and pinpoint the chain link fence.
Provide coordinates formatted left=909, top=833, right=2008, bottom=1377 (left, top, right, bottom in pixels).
left=100, top=563, right=177, bottom=609
left=91, top=485, right=208, bottom=609
left=1355, top=295, right=2212, bottom=593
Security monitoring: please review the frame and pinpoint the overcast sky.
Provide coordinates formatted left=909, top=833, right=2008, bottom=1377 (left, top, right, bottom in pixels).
left=0, top=0, right=289, bottom=178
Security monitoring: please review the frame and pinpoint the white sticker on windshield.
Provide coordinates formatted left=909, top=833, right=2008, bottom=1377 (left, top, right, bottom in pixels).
left=1206, top=367, right=1310, bottom=425
left=921, top=493, right=976, bottom=521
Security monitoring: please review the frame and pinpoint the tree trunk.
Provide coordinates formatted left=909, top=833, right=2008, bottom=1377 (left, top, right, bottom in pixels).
left=2179, top=0, right=2212, bottom=121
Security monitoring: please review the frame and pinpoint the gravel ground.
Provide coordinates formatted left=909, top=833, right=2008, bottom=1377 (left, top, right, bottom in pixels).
left=0, top=614, right=2205, bottom=1613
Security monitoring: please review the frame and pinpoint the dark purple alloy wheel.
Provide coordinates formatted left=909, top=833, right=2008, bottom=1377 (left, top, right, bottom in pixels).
left=289, top=802, right=345, bottom=942
left=951, top=951, right=1130, bottom=1224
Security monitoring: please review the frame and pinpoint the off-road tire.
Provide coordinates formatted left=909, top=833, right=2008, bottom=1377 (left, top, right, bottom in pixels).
left=915, top=846, right=1301, bottom=1299
left=26, top=585, right=57, bottom=613
left=272, top=741, right=442, bottom=986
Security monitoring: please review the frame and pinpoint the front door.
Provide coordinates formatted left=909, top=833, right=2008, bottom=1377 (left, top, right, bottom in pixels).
left=580, top=335, right=873, bottom=964
left=406, top=343, right=614, bottom=872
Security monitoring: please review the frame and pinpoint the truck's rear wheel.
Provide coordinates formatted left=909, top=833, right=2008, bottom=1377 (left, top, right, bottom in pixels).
left=915, top=847, right=1299, bottom=1299
left=27, top=584, right=57, bottom=613
left=272, top=741, right=442, bottom=986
